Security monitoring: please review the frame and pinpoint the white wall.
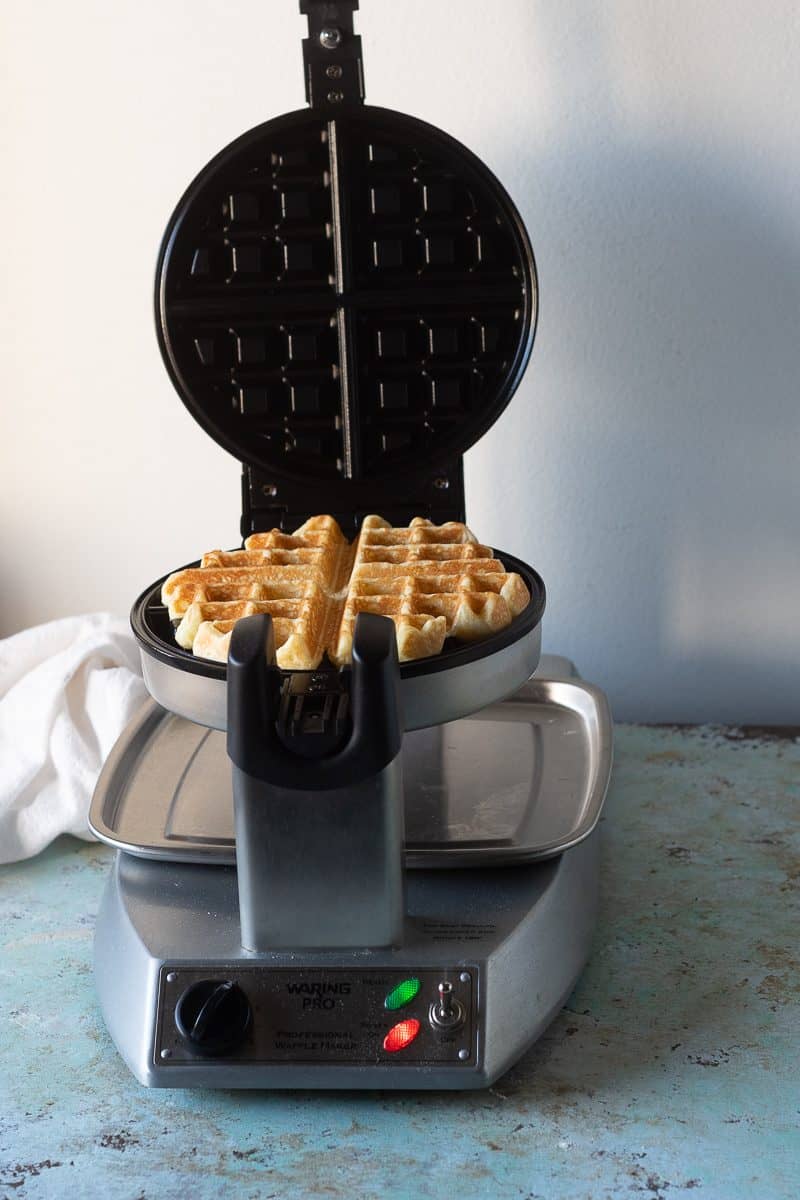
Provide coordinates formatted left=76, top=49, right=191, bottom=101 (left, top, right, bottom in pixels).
left=1, top=0, right=797, bottom=722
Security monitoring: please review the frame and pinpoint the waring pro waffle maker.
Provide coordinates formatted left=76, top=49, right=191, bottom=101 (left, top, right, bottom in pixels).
left=90, top=1, right=613, bottom=1089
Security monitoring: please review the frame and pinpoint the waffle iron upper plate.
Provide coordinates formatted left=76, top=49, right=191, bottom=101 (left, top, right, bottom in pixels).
left=155, top=105, right=537, bottom=519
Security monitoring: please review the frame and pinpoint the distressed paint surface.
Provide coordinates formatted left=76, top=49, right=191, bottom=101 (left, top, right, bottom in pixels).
left=0, top=725, right=798, bottom=1200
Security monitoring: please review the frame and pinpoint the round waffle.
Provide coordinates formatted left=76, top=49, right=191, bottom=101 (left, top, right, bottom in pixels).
left=132, top=541, right=544, bottom=732
left=160, top=515, right=532, bottom=670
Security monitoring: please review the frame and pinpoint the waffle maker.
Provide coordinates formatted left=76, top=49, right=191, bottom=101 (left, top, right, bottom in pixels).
left=90, top=0, right=613, bottom=1089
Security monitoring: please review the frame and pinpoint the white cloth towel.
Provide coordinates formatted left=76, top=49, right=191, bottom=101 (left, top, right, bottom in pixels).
left=0, top=614, right=148, bottom=864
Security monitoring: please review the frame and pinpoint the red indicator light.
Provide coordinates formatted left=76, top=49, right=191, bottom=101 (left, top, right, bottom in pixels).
left=383, top=1018, right=421, bottom=1053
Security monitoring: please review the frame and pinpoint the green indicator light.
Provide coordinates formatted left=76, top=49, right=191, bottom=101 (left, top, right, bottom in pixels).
left=384, top=978, right=421, bottom=1011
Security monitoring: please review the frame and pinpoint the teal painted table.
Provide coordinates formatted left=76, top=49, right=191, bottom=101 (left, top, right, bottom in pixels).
left=1, top=725, right=798, bottom=1200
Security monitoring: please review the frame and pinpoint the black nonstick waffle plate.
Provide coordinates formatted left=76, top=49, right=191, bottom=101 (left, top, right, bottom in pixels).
left=156, top=105, right=537, bottom=528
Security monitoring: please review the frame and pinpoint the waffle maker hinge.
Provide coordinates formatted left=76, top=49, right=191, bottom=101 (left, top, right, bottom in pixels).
left=241, top=460, right=466, bottom=538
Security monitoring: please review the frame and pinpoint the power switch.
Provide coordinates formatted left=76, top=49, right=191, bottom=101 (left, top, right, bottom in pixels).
left=429, top=981, right=465, bottom=1032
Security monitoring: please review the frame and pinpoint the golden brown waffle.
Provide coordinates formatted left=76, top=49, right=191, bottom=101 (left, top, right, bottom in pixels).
left=161, top=515, right=349, bottom=670
left=161, top=515, right=530, bottom=669
left=329, top=516, right=530, bottom=667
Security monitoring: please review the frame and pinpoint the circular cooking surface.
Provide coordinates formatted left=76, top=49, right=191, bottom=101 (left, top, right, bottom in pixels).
left=132, top=549, right=545, bottom=681
left=156, top=106, right=537, bottom=486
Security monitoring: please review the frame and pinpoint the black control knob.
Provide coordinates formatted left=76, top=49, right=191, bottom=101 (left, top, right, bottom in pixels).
left=174, top=979, right=251, bottom=1056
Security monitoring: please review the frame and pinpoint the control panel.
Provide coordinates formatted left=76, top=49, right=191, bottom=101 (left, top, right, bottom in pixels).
left=155, top=967, right=477, bottom=1067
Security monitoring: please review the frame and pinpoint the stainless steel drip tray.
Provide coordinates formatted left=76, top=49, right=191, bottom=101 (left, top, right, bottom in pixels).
left=89, top=666, right=612, bottom=868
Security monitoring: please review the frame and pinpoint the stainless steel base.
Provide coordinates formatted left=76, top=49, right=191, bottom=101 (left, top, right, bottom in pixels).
left=93, top=657, right=611, bottom=1089
left=94, top=827, right=600, bottom=1089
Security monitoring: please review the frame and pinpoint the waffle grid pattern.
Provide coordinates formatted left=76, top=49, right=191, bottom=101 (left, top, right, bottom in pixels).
left=162, top=516, right=530, bottom=669
left=158, top=109, right=534, bottom=485
left=162, top=516, right=347, bottom=670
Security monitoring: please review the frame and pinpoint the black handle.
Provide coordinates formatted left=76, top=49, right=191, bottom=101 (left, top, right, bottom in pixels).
left=227, top=612, right=402, bottom=789
left=299, top=0, right=365, bottom=108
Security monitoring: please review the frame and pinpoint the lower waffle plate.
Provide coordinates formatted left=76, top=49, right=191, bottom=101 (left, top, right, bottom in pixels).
left=89, top=658, right=612, bottom=869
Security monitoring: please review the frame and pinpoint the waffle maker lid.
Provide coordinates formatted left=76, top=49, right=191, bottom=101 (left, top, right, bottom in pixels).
left=156, top=0, right=538, bottom=536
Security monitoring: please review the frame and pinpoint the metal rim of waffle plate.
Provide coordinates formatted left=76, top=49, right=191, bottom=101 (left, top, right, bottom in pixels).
left=130, top=550, right=545, bottom=732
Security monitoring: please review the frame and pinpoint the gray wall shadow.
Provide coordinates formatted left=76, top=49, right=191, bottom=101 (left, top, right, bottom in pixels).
left=470, top=71, right=799, bottom=723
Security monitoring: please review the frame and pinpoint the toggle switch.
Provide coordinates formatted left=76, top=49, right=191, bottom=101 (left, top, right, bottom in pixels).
left=429, top=980, right=465, bottom=1032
